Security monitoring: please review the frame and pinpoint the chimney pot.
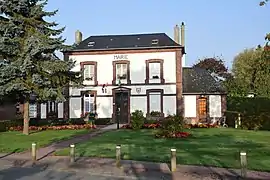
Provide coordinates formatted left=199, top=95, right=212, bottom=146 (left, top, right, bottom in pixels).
left=75, top=30, right=82, bottom=44
left=174, top=24, right=180, bottom=44
left=181, top=22, right=185, bottom=46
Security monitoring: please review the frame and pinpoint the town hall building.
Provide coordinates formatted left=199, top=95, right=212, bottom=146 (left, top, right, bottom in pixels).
left=1, top=23, right=226, bottom=124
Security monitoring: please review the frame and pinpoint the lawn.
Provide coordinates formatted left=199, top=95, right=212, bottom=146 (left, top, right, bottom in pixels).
left=56, top=128, right=270, bottom=172
left=0, top=129, right=92, bottom=153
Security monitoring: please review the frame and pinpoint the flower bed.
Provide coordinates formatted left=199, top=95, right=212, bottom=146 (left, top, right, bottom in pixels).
left=155, top=131, right=190, bottom=138
left=121, top=123, right=161, bottom=129
left=8, top=124, right=96, bottom=131
left=185, top=123, right=219, bottom=129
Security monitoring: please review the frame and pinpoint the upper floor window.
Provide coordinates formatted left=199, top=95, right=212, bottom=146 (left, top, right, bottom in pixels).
left=80, top=61, right=98, bottom=85
left=112, top=60, right=131, bottom=85
left=84, top=64, right=95, bottom=81
left=116, top=63, right=127, bottom=80
left=145, top=59, right=165, bottom=84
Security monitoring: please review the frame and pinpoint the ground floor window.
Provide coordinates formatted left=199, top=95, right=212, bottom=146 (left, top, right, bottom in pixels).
left=48, top=101, right=57, bottom=113
left=146, top=89, right=163, bottom=116
left=29, top=103, right=37, bottom=118
left=84, top=93, right=95, bottom=113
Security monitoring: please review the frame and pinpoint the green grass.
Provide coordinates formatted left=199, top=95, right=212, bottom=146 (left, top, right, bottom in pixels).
left=0, top=129, right=92, bottom=153
left=56, top=128, right=270, bottom=172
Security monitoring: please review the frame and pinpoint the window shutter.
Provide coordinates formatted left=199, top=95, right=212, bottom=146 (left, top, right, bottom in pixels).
left=89, top=65, right=95, bottom=79
left=84, top=65, right=90, bottom=79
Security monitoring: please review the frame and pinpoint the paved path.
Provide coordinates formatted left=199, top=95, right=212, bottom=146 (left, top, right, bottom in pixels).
left=4, top=124, right=119, bottom=161
left=0, top=156, right=269, bottom=180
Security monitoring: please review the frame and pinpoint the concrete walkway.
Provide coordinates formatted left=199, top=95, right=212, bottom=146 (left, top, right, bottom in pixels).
left=3, top=124, right=118, bottom=161
left=0, top=156, right=269, bottom=180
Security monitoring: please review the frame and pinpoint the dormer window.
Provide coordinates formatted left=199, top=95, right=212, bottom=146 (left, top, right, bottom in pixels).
left=80, top=61, right=98, bottom=85
left=151, top=39, right=159, bottom=45
left=88, top=41, right=95, bottom=47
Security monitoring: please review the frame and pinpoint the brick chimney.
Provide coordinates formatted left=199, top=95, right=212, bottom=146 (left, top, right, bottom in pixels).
left=174, top=25, right=180, bottom=44
left=75, top=30, right=82, bottom=44
left=181, top=22, right=185, bottom=46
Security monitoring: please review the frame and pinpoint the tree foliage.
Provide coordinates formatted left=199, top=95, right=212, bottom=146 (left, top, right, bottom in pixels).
left=0, top=0, right=81, bottom=134
left=227, top=47, right=270, bottom=97
left=193, top=56, right=228, bottom=77
left=260, top=0, right=270, bottom=44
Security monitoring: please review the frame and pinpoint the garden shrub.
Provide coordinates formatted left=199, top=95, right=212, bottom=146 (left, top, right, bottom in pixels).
left=155, top=115, right=185, bottom=138
left=131, top=110, right=145, bottom=130
left=226, top=96, right=270, bottom=130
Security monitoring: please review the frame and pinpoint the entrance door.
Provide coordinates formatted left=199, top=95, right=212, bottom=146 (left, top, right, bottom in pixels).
left=115, top=91, right=129, bottom=124
left=198, top=97, right=207, bottom=122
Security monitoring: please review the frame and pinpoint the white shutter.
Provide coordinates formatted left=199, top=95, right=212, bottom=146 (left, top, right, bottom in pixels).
left=121, top=64, right=127, bottom=76
left=89, top=65, right=95, bottom=80
left=116, top=64, right=121, bottom=78
left=149, top=92, right=161, bottom=112
left=84, top=65, right=90, bottom=79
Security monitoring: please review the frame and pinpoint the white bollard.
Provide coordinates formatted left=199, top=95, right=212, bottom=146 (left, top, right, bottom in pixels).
left=171, top=148, right=177, bottom=172
left=116, top=145, right=121, bottom=167
left=32, top=143, right=37, bottom=163
left=240, top=151, right=247, bottom=178
left=70, top=144, right=75, bottom=163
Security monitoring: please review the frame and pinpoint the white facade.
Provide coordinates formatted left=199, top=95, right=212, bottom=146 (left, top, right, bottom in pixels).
left=67, top=51, right=177, bottom=119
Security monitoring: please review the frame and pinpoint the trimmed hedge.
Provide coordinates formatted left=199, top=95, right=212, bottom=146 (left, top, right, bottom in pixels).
left=226, top=97, right=270, bottom=130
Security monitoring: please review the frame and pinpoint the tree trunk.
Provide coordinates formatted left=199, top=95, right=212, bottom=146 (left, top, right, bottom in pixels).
left=23, top=99, right=30, bottom=135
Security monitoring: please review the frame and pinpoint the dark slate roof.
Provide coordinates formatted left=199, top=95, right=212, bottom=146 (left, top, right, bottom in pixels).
left=68, top=33, right=183, bottom=52
left=183, top=67, right=226, bottom=94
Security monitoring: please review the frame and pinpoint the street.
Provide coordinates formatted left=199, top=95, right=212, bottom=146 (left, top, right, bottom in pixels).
left=0, top=165, right=171, bottom=180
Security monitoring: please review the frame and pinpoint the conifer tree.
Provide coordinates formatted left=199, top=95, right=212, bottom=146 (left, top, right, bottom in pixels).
left=0, top=0, right=81, bottom=135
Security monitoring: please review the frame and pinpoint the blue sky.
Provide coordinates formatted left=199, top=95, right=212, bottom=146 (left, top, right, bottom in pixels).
left=46, top=0, right=269, bottom=69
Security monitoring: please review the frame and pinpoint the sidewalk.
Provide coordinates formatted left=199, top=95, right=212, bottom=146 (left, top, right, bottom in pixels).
left=1, top=124, right=118, bottom=161
left=0, top=156, right=269, bottom=180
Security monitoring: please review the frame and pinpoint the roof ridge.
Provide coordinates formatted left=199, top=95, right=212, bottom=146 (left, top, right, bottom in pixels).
left=88, top=32, right=166, bottom=37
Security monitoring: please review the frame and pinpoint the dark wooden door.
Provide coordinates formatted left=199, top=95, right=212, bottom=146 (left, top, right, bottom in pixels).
left=115, top=91, right=129, bottom=124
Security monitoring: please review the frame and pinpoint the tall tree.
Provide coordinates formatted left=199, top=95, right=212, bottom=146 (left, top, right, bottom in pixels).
left=0, top=0, right=81, bottom=135
left=231, top=47, right=270, bottom=97
left=193, top=56, right=228, bottom=78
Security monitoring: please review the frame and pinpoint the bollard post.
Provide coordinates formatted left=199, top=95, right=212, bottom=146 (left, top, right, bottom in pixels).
left=70, top=144, right=75, bottom=163
left=171, top=148, right=177, bottom=172
left=31, top=143, right=37, bottom=163
left=240, top=151, right=247, bottom=178
left=116, top=145, right=121, bottom=167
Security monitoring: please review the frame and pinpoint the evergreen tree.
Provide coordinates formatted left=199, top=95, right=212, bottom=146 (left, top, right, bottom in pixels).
left=0, top=0, right=81, bottom=135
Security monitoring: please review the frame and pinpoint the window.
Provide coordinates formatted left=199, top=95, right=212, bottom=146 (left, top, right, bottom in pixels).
left=145, top=59, right=165, bottom=84
left=84, top=64, right=95, bottom=81
left=80, top=61, right=98, bottom=85
left=198, top=97, right=207, bottom=116
left=149, top=62, right=160, bottom=79
left=48, top=101, right=57, bottom=113
left=116, top=63, right=127, bottom=80
left=112, top=60, right=131, bottom=85
left=149, top=92, right=161, bottom=112
left=146, top=89, right=164, bottom=117
left=29, top=103, right=37, bottom=118
left=84, top=93, right=95, bottom=113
